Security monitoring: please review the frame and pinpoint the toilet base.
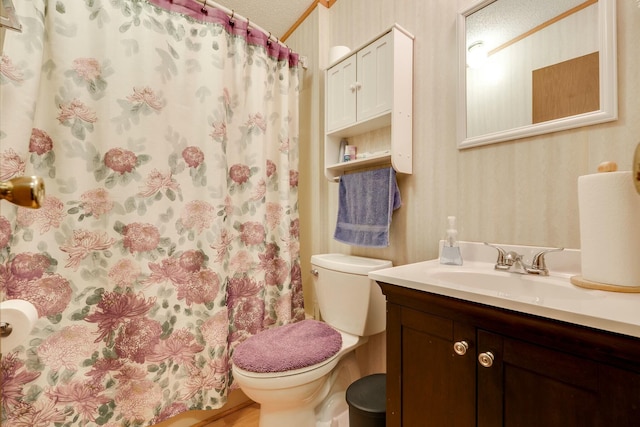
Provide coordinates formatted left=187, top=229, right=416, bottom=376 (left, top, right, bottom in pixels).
left=315, top=352, right=361, bottom=426
left=259, top=405, right=319, bottom=427
left=259, top=405, right=348, bottom=427
left=245, top=352, right=362, bottom=427
left=317, top=408, right=349, bottom=427
left=254, top=373, right=330, bottom=427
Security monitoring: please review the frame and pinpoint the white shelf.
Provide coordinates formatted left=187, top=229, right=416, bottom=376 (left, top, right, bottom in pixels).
left=326, top=152, right=393, bottom=176
left=326, top=112, right=392, bottom=139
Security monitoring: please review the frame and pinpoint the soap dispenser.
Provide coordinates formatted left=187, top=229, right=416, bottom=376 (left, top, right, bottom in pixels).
left=440, top=216, right=463, bottom=265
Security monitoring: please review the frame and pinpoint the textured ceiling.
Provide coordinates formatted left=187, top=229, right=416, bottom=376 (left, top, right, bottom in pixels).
left=214, top=0, right=314, bottom=40
left=466, top=0, right=584, bottom=50
left=213, top=0, right=593, bottom=50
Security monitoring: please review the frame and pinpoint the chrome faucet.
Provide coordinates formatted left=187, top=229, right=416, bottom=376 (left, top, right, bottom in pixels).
left=484, top=243, right=563, bottom=276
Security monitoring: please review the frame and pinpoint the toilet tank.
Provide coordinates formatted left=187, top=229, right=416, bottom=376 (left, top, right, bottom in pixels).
left=310, top=254, right=392, bottom=337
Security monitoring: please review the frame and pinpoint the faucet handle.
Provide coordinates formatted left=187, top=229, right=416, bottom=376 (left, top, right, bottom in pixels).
left=528, top=247, right=564, bottom=275
left=484, top=242, right=510, bottom=270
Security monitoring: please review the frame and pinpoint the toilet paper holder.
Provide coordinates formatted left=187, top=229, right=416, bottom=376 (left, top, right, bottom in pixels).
left=0, top=321, right=13, bottom=337
left=0, top=299, right=39, bottom=355
left=1, top=321, right=15, bottom=358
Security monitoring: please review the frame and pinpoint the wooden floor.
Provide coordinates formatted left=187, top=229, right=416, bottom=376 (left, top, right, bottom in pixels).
left=200, top=403, right=260, bottom=427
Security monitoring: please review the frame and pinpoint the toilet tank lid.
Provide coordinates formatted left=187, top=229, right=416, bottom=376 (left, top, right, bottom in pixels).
left=311, top=253, right=392, bottom=275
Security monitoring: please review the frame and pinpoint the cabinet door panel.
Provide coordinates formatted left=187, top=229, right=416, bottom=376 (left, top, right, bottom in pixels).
left=477, top=329, right=504, bottom=427
left=401, top=307, right=475, bottom=427
left=503, top=365, right=599, bottom=426
left=599, top=364, right=640, bottom=424
left=479, top=331, right=605, bottom=427
left=357, top=33, right=392, bottom=121
left=326, top=55, right=357, bottom=132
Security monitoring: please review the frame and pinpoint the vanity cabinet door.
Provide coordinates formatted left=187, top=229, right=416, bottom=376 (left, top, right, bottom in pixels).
left=386, top=303, right=475, bottom=427
left=476, top=330, right=640, bottom=427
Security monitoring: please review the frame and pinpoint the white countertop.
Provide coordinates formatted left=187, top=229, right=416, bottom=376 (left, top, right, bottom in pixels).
left=369, top=241, right=640, bottom=339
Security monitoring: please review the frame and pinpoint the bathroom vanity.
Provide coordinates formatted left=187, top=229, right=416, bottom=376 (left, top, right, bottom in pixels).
left=370, top=243, right=640, bottom=427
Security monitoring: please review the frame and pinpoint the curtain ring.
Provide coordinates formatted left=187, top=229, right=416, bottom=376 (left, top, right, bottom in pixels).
left=267, top=32, right=272, bottom=46
left=229, top=10, right=235, bottom=26
left=201, top=0, right=208, bottom=14
left=246, top=18, right=250, bottom=34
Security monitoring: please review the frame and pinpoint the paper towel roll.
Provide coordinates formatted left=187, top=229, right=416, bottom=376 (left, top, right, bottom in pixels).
left=329, top=46, right=351, bottom=64
left=0, top=299, right=38, bottom=352
left=578, top=171, right=640, bottom=287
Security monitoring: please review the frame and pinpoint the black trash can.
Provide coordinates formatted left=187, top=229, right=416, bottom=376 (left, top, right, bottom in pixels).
left=346, top=373, right=386, bottom=427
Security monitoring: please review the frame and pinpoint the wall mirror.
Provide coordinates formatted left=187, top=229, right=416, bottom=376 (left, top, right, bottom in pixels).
left=457, top=0, right=617, bottom=149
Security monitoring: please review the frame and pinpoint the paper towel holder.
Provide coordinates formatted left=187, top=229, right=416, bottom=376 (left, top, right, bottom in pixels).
left=634, top=142, right=640, bottom=194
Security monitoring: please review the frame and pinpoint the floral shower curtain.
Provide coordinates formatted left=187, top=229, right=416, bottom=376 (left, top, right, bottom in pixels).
left=0, top=0, right=304, bottom=425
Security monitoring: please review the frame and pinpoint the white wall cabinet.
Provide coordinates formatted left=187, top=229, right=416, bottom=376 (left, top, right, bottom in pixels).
left=326, top=55, right=357, bottom=132
left=324, top=24, right=414, bottom=181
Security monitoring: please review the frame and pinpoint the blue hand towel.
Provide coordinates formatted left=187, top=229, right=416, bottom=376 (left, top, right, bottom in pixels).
left=334, top=167, right=402, bottom=247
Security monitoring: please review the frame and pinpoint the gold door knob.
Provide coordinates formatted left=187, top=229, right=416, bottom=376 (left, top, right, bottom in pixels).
left=0, top=176, right=45, bottom=208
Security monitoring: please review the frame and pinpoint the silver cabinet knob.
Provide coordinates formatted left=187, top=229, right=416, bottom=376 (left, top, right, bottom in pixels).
left=478, top=351, right=494, bottom=368
left=310, top=269, right=318, bottom=276
left=453, top=341, right=469, bottom=356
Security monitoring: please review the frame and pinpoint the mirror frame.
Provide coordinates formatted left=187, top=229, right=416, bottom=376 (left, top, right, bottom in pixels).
left=457, top=0, right=617, bottom=149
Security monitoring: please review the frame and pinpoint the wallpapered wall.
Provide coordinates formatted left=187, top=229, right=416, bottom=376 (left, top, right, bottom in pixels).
left=286, top=0, right=640, bottom=304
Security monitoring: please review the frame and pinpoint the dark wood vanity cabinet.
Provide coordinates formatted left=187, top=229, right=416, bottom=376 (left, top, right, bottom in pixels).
left=379, top=283, right=640, bottom=427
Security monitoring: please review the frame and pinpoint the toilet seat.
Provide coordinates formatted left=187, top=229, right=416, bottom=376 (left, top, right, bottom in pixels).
left=232, top=327, right=360, bottom=380
left=233, top=319, right=343, bottom=374
left=234, top=350, right=340, bottom=379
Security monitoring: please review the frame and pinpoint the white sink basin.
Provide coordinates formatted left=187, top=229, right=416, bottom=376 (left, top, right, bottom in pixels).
left=427, top=269, right=602, bottom=304
left=368, top=242, right=640, bottom=338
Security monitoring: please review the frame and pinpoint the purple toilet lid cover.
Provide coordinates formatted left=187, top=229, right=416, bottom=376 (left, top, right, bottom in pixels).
left=233, top=319, right=343, bottom=373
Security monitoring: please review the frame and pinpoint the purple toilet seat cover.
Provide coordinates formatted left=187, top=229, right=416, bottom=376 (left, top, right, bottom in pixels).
left=233, top=319, right=343, bottom=373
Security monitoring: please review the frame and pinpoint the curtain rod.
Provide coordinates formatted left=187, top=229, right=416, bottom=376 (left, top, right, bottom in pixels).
left=193, top=0, right=288, bottom=49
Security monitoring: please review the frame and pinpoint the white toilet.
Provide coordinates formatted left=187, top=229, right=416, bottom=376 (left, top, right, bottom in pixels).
left=231, top=253, right=392, bottom=427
